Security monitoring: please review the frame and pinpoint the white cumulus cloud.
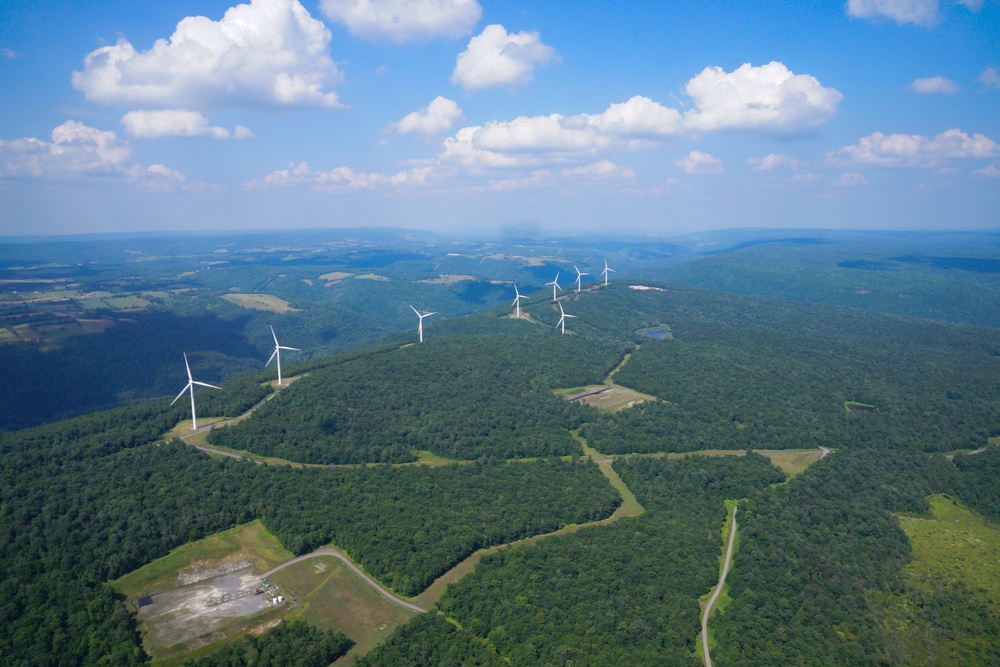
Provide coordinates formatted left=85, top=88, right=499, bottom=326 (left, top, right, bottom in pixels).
left=834, top=172, right=871, bottom=187
left=910, top=76, right=959, bottom=94
left=121, top=110, right=253, bottom=139
left=847, top=0, right=939, bottom=25
left=978, top=67, right=1000, bottom=90
left=682, top=62, right=842, bottom=134
left=675, top=151, right=724, bottom=175
left=748, top=153, right=801, bottom=171
left=245, top=161, right=426, bottom=191
left=575, top=96, right=683, bottom=137
left=561, top=160, right=636, bottom=181
left=390, top=97, right=464, bottom=135
left=0, top=121, right=205, bottom=191
left=72, top=0, right=343, bottom=110
left=828, top=129, right=998, bottom=167
left=320, top=0, right=480, bottom=42
left=451, top=24, right=557, bottom=90
left=0, top=121, right=132, bottom=178
left=973, top=162, right=1000, bottom=178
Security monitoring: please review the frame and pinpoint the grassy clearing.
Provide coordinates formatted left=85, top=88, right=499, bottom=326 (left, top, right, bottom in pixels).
left=896, top=495, right=1000, bottom=611
left=221, top=293, right=299, bottom=313
left=268, top=558, right=416, bottom=665
left=874, top=495, right=1000, bottom=664
left=112, top=521, right=292, bottom=600
left=412, top=450, right=462, bottom=466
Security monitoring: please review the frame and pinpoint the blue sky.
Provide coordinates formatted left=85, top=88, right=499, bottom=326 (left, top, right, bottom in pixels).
left=0, top=0, right=997, bottom=236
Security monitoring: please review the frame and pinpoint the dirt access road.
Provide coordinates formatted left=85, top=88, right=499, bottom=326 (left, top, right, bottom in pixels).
left=702, top=503, right=739, bottom=667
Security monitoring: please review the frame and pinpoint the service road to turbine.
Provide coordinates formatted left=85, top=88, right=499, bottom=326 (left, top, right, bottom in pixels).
left=702, top=502, right=739, bottom=667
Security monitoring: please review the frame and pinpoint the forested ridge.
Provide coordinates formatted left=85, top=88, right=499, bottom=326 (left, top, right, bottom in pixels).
left=209, top=330, right=622, bottom=463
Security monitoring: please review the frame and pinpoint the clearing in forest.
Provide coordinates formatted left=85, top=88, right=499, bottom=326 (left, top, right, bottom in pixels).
left=556, top=383, right=657, bottom=411
left=221, top=293, right=299, bottom=313
left=895, top=495, right=1000, bottom=613
left=268, top=557, right=417, bottom=665
left=112, top=521, right=294, bottom=662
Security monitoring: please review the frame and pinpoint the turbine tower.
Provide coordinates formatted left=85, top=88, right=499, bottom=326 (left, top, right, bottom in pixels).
left=601, top=259, right=615, bottom=286
left=171, top=353, right=220, bottom=430
left=545, top=272, right=562, bottom=302
left=266, top=325, right=301, bottom=386
left=511, top=284, right=529, bottom=318
left=574, top=265, right=589, bottom=293
left=557, top=301, right=577, bottom=334
left=410, top=305, right=436, bottom=343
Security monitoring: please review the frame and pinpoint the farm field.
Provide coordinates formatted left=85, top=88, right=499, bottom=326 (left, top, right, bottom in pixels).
left=220, top=292, right=298, bottom=313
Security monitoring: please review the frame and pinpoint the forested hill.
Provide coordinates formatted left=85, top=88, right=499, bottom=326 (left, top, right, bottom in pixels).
left=210, top=282, right=1000, bottom=464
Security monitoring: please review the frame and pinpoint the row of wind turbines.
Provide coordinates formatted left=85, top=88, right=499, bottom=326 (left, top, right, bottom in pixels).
left=519, top=260, right=615, bottom=334
left=172, top=260, right=616, bottom=430
left=172, top=325, right=299, bottom=430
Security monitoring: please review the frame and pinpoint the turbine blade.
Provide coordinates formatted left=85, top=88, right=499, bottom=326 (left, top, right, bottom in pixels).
left=183, top=353, right=193, bottom=381
left=171, top=383, right=191, bottom=405
left=410, top=304, right=420, bottom=315
left=266, top=349, right=278, bottom=367
left=270, top=325, right=279, bottom=345
left=192, top=381, right=221, bottom=389
left=279, top=346, right=301, bottom=351
left=426, top=312, right=437, bottom=317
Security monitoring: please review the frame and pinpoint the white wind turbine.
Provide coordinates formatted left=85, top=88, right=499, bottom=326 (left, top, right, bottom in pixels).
left=511, top=284, right=529, bottom=318
left=266, top=325, right=301, bottom=386
left=574, top=265, right=590, bottom=293
left=601, top=259, right=615, bottom=286
left=171, top=353, right=220, bottom=431
left=410, top=305, right=436, bottom=343
left=546, top=272, right=562, bottom=302
left=557, top=301, right=577, bottom=334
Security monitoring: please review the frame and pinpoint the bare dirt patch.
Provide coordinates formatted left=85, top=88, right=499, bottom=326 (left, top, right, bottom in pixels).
left=560, top=384, right=657, bottom=411
left=137, top=568, right=288, bottom=658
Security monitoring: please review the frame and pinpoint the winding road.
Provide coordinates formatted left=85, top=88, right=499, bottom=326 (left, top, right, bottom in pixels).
left=701, top=503, right=739, bottom=667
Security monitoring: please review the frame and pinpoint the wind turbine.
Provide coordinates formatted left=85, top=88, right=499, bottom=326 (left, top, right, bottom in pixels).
left=557, top=301, right=577, bottom=334
left=573, top=265, right=589, bottom=293
left=545, top=272, right=562, bottom=302
left=601, top=259, right=615, bottom=286
left=511, top=284, right=529, bottom=318
left=410, top=305, right=436, bottom=343
left=171, top=353, right=220, bottom=431
left=266, top=325, right=301, bottom=386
